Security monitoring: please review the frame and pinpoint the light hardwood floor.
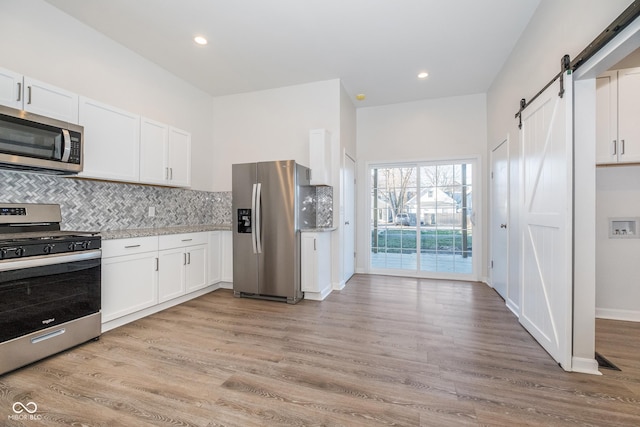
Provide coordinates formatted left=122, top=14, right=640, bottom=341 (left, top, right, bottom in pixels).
left=1, top=274, right=639, bottom=426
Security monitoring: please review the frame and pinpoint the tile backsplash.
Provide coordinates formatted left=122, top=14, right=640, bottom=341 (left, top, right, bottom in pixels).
left=0, top=170, right=333, bottom=231
left=0, top=171, right=231, bottom=231
left=300, top=185, right=334, bottom=228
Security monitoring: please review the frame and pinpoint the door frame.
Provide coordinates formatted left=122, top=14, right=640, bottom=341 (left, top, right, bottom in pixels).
left=571, top=15, right=640, bottom=375
left=343, top=151, right=356, bottom=283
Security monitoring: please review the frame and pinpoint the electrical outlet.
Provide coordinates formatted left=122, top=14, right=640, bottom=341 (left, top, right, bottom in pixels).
left=148, top=206, right=156, bottom=217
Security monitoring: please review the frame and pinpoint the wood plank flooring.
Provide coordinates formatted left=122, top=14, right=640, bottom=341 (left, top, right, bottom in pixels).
left=1, top=274, right=640, bottom=426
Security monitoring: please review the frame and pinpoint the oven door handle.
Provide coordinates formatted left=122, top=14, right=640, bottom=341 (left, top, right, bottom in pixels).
left=0, top=249, right=101, bottom=272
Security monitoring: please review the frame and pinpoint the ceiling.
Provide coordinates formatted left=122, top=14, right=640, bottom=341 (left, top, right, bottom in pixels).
left=45, top=0, right=540, bottom=108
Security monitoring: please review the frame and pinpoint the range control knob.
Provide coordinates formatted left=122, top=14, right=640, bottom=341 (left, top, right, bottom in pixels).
left=81, top=241, right=89, bottom=250
left=15, top=247, right=25, bottom=257
left=43, top=244, right=54, bottom=254
left=68, top=242, right=76, bottom=251
left=0, top=248, right=7, bottom=259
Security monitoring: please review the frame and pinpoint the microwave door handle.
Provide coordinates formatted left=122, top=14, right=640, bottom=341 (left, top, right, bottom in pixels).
left=61, top=129, right=72, bottom=162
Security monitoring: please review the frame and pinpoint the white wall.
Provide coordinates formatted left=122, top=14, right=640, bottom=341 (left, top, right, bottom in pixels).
left=210, top=79, right=341, bottom=191
left=596, top=166, right=640, bottom=321
left=487, top=0, right=633, bottom=368
left=356, top=93, right=487, bottom=279
left=211, top=78, right=356, bottom=291
left=0, top=0, right=214, bottom=191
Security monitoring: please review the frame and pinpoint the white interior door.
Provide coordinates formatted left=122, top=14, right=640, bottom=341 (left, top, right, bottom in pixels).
left=343, top=154, right=356, bottom=282
left=491, top=140, right=509, bottom=300
left=520, top=72, right=573, bottom=370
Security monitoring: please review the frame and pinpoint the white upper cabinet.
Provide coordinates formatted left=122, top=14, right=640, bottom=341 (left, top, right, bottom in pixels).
left=0, top=66, right=192, bottom=186
left=79, top=96, right=141, bottom=182
left=616, top=67, right=640, bottom=163
left=139, top=119, right=191, bottom=187
left=140, top=117, right=169, bottom=185
left=0, top=67, right=78, bottom=123
left=168, top=126, right=191, bottom=187
left=0, top=67, right=22, bottom=109
left=596, top=71, right=618, bottom=165
left=309, top=128, right=331, bottom=185
left=596, top=67, right=640, bottom=165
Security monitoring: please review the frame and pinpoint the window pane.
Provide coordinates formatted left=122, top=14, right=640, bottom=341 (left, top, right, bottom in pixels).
left=370, top=161, right=473, bottom=276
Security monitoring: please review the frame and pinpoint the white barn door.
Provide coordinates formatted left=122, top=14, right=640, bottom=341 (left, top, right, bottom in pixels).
left=519, top=72, right=573, bottom=370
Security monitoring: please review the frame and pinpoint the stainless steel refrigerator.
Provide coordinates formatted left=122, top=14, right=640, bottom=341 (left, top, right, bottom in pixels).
left=232, top=160, right=310, bottom=304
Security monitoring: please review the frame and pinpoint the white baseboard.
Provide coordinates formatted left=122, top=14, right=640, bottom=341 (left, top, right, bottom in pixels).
left=596, top=307, right=640, bottom=322
left=304, top=286, right=332, bottom=301
left=506, top=299, right=519, bottom=318
left=333, top=280, right=346, bottom=291
left=572, top=356, right=602, bottom=375
left=218, top=281, right=233, bottom=290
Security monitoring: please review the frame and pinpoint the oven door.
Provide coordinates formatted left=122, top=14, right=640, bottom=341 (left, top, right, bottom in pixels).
left=0, top=250, right=101, bottom=343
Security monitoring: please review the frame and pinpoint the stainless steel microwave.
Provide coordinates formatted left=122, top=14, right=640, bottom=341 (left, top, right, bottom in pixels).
left=0, top=105, right=83, bottom=175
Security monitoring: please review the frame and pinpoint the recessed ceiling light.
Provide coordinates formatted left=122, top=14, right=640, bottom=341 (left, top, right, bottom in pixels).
left=355, top=93, right=366, bottom=101
left=194, top=36, right=208, bottom=45
left=417, top=72, right=429, bottom=79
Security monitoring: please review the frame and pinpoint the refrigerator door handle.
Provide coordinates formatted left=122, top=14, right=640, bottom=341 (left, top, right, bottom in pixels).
left=251, top=183, right=258, bottom=254
left=255, top=182, right=263, bottom=254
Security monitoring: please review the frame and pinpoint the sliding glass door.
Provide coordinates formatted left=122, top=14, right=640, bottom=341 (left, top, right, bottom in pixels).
left=370, top=160, right=475, bottom=277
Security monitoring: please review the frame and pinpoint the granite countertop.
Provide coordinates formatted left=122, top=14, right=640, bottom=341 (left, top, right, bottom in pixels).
left=301, top=227, right=336, bottom=232
left=100, top=224, right=231, bottom=240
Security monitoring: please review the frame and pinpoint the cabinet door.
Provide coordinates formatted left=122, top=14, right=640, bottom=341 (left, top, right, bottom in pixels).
left=309, top=129, right=331, bottom=185
left=301, top=233, right=318, bottom=292
left=158, top=247, right=186, bottom=303
left=168, top=126, right=191, bottom=187
left=617, top=67, right=640, bottom=163
left=221, top=231, right=233, bottom=282
left=185, top=244, right=208, bottom=293
left=102, top=252, right=158, bottom=322
left=0, top=67, right=22, bottom=109
left=596, top=71, right=618, bottom=165
left=209, top=231, right=222, bottom=284
left=79, top=97, right=140, bottom=182
left=23, top=76, right=78, bottom=123
left=140, top=117, right=169, bottom=185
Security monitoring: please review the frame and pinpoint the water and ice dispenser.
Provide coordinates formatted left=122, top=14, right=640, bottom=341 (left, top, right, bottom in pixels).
left=237, top=209, right=252, bottom=233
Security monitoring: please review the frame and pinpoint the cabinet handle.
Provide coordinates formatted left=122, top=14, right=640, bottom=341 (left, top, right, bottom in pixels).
left=314, top=238, right=316, bottom=251
left=621, top=139, right=626, bottom=155
left=16, top=82, right=21, bottom=102
left=187, top=252, right=191, bottom=264
left=155, top=257, right=159, bottom=271
left=124, top=244, right=141, bottom=249
left=183, top=253, right=187, bottom=265
left=181, top=238, right=192, bottom=242
left=27, top=86, right=32, bottom=104
left=612, top=140, right=617, bottom=155
left=170, top=168, right=173, bottom=180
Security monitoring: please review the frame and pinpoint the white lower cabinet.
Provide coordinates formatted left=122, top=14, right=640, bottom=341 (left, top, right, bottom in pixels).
left=101, top=236, right=159, bottom=323
left=102, top=231, right=219, bottom=331
left=158, top=247, right=186, bottom=302
left=301, top=231, right=332, bottom=300
left=209, top=231, right=222, bottom=284
left=158, top=232, right=208, bottom=302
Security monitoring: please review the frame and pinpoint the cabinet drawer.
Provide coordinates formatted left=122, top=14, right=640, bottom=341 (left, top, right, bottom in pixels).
left=102, top=236, right=159, bottom=257
left=159, top=232, right=208, bottom=250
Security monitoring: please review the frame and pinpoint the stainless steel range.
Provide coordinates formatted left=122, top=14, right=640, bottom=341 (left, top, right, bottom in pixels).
left=0, top=203, right=101, bottom=375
